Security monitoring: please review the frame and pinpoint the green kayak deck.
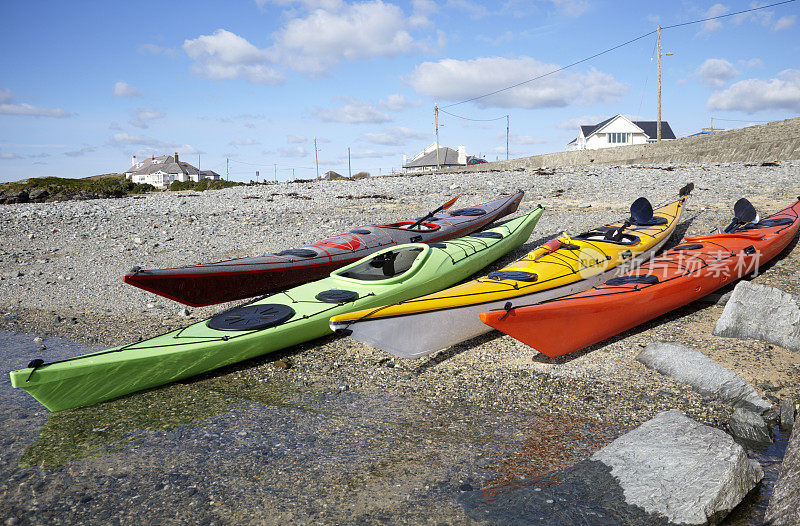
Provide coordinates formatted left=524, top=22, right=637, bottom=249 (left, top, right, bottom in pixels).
left=10, top=206, right=543, bottom=411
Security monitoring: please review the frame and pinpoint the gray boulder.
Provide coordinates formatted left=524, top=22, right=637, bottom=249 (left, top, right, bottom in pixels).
left=636, top=341, right=773, bottom=414
left=591, top=409, right=763, bottom=525
left=780, top=398, right=796, bottom=431
left=713, top=281, right=800, bottom=351
left=765, top=422, right=800, bottom=525
left=727, top=406, right=773, bottom=446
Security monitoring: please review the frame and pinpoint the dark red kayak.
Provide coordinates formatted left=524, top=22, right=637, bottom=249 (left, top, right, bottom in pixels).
left=124, top=191, right=524, bottom=306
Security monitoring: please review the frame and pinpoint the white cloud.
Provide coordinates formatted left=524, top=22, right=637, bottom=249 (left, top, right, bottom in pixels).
left=346, top=149, right=398, bottom=159
left=230, top=138, right=260, bottom=146
left=509, top=133, right=545, bottom=145
left=407, top=57, right=626, bottom=109
left=113, top=81, right=142, bottom=97
left=707, top=69, right=800, bottom=113
left=378, top=93, right=420, bottom=111
left=286, top=134, right=307, bottom=143
left=739, top=58, right=763, bottom=69
left=556, top=115, right=605, bottom=130
left=183, top=29, right=284, bottom=84
left=270, top=1, right=427, bottom=75
left=0, top=88, right=71, bottom=117
left=0, top=152, right=22, bottom=160
left=550, top=0, right=589, bottom=17
left=694, top=58, right=739, bottom=89
left=446, top=0, right=488, bottom=19
left=278, top=145, right=308, bottom=157
left=108, top=133, right=177, bottom=149
left=0, top=102, right=71, bottom=118
left=129, top=108, right=165, bottom=129
left=773, top=15, right=796, bottom=31
left=139, top=43, right=177, bottom=56
left=359, top=126, right=427, bottom=145
left=313, top=96, right=391, bottom=123
left=64, top=146, right=96, bottom=157
left=701, top=3, right=728, bottom=33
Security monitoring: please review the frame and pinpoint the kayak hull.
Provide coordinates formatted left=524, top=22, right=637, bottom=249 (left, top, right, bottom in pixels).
left=124, top=191, right=524, bottom=306
left=480, top=199, right=800, bottom=357
left=10, top=207, right=543, bottom=411
left=330, top=191, right=689, bottom=358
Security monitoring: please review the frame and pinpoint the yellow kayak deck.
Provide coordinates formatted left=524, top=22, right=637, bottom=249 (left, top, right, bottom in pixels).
left=331, top=195, right=688, bottom=322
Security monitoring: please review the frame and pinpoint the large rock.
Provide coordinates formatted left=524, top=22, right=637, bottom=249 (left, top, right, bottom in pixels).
left=765, top=422, right=800, bottom=525
left=713, top=281, right=800, bottom=351
left=591, top=410, right=763, bottom=525
left=727, top=406, right=773, bottom=446
left=636, top=341, right=773, bottom=414
left=781, top=398, right=796, bottom=431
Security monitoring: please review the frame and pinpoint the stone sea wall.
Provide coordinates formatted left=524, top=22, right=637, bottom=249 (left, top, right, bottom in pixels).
left=444, top=117, right=800, bottom=172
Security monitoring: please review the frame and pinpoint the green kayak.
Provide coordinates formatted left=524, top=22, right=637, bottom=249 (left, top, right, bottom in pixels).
left=11, top=206, right=543, bottom=411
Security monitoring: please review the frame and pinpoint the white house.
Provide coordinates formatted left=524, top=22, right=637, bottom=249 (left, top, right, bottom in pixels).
left=566, top=115, right=676, bottom=151
left=402, top=143, right=468, bottom=173
left=124, top=153, right=221, bottom=188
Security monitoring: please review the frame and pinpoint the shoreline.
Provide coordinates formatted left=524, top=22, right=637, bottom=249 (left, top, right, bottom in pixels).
left=2, top=161, right=799, bottom=522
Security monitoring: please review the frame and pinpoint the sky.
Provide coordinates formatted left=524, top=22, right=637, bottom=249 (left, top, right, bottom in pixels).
left=0, top=0, right=798, bottom=183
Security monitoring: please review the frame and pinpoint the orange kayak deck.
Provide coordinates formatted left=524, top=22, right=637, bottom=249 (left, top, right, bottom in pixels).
left=480, top=199, right=800, bottom=357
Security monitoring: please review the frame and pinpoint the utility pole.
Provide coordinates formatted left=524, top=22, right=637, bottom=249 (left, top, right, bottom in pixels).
left=506, top=114, right=509, bottom=161
left=314, top=138, right=319, bottom=179
left=348, top=147, right=351, bottom=178
left=274, top=164, right=277, bottom=182
left=434, top=104, right=440, bottom=171
left=226, top=157, right=229, bottom=181
left=656, top=25, right=673, bottom=143
left=292, top=168, right=295, bottom=181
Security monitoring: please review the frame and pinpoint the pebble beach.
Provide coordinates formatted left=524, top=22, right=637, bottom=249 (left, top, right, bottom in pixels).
left=2, top=161, right=800, bottom=524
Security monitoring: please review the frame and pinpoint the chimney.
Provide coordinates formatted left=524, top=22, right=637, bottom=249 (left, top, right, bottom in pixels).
left=457, top=145, right=467, bottom=165
left=174, top=151, right=179, bottom=164
left=131, top=155, right=137, bottom=167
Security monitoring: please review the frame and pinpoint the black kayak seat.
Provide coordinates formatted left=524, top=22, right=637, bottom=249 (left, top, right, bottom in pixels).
left=208, top=304, right=295, bottom=331
left=738, top=217, right=794, bottom=230
left=629, top=216, right=668, bottom=226
left=449, top=207, right=487, bottom=216
left=487, top=270, right=538, bottom=282
left=605, top=274, right=659, bottom=287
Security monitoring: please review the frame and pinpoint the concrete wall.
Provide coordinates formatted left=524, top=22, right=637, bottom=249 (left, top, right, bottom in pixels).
left=442, top=117, right=800, bottom=173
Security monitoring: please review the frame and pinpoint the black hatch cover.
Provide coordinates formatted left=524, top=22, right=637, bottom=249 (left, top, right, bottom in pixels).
left=469, top=231, right=503, bottom=239
left=315, top=289, right=359, bottom=303
left=208, top=304, right=295, bottom=331
left=605, top=275, right=659, bottom=286
left=487, top=271, right=538, bottom=282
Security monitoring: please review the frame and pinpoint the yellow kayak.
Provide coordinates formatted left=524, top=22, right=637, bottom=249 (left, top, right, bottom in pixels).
left=330, top=184, right=693, bottom=358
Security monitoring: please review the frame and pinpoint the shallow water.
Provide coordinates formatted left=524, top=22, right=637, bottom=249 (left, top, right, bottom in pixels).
left=0, top=329, right=790, bottom=524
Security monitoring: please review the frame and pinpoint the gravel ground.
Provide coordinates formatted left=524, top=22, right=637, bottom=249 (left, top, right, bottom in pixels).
left=1, top=161, right=799, bottom=524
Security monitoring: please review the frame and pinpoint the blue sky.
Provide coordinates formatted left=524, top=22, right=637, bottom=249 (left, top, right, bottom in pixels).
left=1, top=0, right=798, bottom=183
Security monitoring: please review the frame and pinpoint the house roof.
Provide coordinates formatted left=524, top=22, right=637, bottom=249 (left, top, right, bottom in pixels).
left=632, top=121, right=676, bottom=140
left=575, top=115, right=677, bottom=141
left=403, top=147, right=461, bottom=168
left=125, top=155, right=203, bottom=176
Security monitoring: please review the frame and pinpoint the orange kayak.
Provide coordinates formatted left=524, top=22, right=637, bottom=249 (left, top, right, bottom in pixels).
left=480, top=198, right=800, bottom=357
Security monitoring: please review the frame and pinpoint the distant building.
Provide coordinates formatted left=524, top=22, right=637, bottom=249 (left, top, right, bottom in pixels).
left=403, top=143, right=468, bottom=173
left=566, top=115, right=676, bottom=151
left=321, top=170, right=347, bottom=180
left=124, top=153, right=221, bottom=188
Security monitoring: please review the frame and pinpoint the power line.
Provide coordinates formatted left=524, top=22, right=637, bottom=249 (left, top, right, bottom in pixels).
left=439, top=109, right=507, bottom=121
left=441, top=0, right=796, bottom=109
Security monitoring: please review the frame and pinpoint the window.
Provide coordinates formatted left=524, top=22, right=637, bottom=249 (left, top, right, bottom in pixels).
left=607, top=132, right=631, bottom=144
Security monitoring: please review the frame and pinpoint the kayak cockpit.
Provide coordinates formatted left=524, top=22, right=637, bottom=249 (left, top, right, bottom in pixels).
left=334, top=245, right=429, bottom=282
